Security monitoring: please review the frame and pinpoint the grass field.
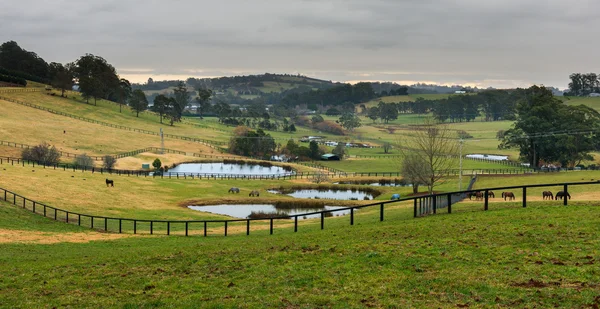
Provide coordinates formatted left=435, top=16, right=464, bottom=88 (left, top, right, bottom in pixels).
left=2, top=88, right=600, bottom=307
left=1, top=191, right=598, bottom=307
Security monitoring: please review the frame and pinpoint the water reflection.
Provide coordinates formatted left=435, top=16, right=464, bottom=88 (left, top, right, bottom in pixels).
left=188, top=204, right=351, bottom=219
left=166, top=163, right=293, bottom=176
left=268, top=189, right=373, bottom=200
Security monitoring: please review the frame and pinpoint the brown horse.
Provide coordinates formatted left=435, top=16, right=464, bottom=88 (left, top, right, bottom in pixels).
left=501, top=192, right=515, bottom=201
left=488, top=191, right=495, bottom=198
left=475, top=191, right=484, bottom=201
left=249, top=190, right=260, bottom=197
left=555, top=191, right=571, bottom=200
left=105, top=179, right=114, bottom=187
left=542, top=191, right=554, bottom=200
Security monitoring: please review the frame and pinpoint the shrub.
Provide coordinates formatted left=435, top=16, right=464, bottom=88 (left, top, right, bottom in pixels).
left=21, top=142, right=60, bottom=165
left=313, top=121, right=345, bottom=135
left=152, top=158, right=162, bottom=170
left=74, top=154, right=94, bottom=168
left=457, top=130, right=473, bottom=139
left=103, top=155, right=116, bottom=169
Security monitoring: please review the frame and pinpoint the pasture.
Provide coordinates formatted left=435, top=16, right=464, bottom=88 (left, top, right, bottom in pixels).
left=1, top=88, right=600, bottom=307
left=0, top=186, right=598, bottom=307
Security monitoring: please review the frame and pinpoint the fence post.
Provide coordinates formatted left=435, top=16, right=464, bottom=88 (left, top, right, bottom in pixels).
left=133, top=220, right=136, bottom=234
left=204, top=222, right=207, bottom=237
left=246, top=220, right=250, bottom=235
left=484, top=190, right=489, bottom=211
left=321, top=212, right=325, bottom=229
left=433, top=195, right=437, bottom=214
left=270, top=219, right=274, bottom=235
left=380, top=203, right=384, bottom=221
left=414, top=199, right=417, bottom=217
left=119, top=219, right=122, bottom=233
left=104, top=218, right=107, bottom=231
left=223, top=221, right=227, bottom=236
left=447, top=194, right=452, bottom=214
left=563, top=184, right=568, bottom=206
left=350, top=208, right=354, bottom=225
left=522, top=187, right=527, bottom=208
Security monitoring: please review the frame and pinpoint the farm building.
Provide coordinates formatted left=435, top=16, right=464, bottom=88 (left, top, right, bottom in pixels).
left=321, top=154, right=340, bottom=161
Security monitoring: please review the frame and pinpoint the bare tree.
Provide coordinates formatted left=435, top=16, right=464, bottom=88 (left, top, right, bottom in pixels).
left=398, top=118, right=459, bottom=194
left=311, top=171, right=330, bottom=184
left=400, top=152, right=428, bottom=194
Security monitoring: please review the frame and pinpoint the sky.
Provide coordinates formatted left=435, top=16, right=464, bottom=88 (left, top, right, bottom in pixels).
left=1, top=0, right=598, bottom=89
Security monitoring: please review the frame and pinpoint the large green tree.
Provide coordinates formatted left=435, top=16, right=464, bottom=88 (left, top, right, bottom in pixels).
left=152, top=94, right=172, bottom=124
left=129, top=89, right=148, bottom=117
left=195, top=88, right=212, bottom=119
left=74, top=54, right=119, bottom=105
left=338, top=113, right=362, bottom=131
left=115, top=78, right=132, bottom=113
left=48, top=62, right=74, bottom=97
left=500, top=85, right=600, bottom=168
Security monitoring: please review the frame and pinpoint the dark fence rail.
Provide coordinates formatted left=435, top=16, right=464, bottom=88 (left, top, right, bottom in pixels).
left=0, top=180, right=592, bottom=237
left=0, top=95, right=225, bottom=148
left=0, top=88, right=43, bottom=93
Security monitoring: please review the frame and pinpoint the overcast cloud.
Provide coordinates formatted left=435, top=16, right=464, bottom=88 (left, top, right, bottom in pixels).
left=1, top=0, right=598, bottom=88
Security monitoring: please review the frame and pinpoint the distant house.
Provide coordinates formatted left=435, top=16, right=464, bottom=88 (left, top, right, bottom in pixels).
left=321, top=154, right=340, bottom=161
left=589, top=93, right=600, bottom=97
left=454, top=90, right=466, bottom=94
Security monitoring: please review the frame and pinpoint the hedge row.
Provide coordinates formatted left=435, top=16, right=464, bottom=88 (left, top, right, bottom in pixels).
left=0, top=73, right=27, bottom=86
left=0, top=66, right=48, bottom=84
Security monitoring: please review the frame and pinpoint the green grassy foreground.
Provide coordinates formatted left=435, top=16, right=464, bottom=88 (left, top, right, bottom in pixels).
left=0, top=197, right=598, bottom=308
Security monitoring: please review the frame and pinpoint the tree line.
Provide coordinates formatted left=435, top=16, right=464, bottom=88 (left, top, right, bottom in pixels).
left=566, top=73, right=600, bottom=96
left=500, top=86, right=600, bottom=168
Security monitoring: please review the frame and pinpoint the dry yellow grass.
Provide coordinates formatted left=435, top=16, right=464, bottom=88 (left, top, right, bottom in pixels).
left=0, top=99, right=220, bottom=158
left=0, top=229, right=136, bottom=244
left=0, top=91, right=227, bottom=142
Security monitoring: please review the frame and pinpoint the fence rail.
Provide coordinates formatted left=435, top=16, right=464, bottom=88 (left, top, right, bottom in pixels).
left=0, top=95, right=225, bottom=148
left=0, top=180, right=592, bottom=237
left=0, top=156, right=556, bottom=182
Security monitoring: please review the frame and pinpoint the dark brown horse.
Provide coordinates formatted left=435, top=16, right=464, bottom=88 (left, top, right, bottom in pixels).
left=475, top=191, right=484, bottom=201
left=555, top=191, right=571, bottom=200
left=105, top=179, right=114, bottom=187
left=249, top=190, right=260, bottom=197
left=488, top=191, right=495, bottom=198
left=501, top=191, right=515, bottom=201
left=542, top=191, right=554, bottom=200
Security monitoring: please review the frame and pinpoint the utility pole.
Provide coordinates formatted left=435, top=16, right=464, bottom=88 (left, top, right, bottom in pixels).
left=459, top=138, right=464, bottom=191
left=160, top=128, right=164, bottom=154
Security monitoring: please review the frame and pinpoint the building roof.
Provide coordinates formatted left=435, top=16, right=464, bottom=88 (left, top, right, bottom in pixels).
left=321, top=153, right=339, bottom=159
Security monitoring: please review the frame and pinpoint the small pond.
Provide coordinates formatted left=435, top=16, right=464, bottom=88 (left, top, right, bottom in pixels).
left=188, top=204, right=351, bottom=220
left=334, top=181, right=412, bottom=187
left=165, top=163, right=294, bottom=176
left=268, top=189, right=374, bottom=200
left=465, top=154, right=508, bottom=161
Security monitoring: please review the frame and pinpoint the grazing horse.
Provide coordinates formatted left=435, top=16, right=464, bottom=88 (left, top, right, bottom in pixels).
left=488, top=191, right=495, bottom=198
left=228, top=187, right=240, bottom=194
left=249, top=190, right=260, bottom=197
left=501, top=192, right=515, bottom=201
left=475, top=191, right=484, bottom=201
left=105, top=179, right=114, bottom=187
left=555, top=191, right=571, bottom=200
left=468, top=192, right=478, bottom=200
left=542, top=191, right=554, bottom=200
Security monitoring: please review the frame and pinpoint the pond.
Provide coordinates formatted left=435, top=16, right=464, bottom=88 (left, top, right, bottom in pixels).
left=188, top=204, right=352, bottom=220
left=268, top=189, right=374, bottom=200
left=334, top=181, right=413, bottom=187
left=465, top=154, right=509, bottom=161
left=165, top=162, right=294, bottom=176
